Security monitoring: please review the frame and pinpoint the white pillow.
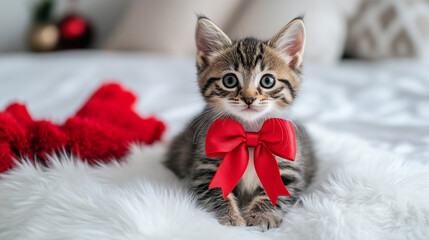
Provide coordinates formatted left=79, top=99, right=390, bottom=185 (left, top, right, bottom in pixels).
left=227, top=0, right=349, bottom=65
left=105, top=0, right=356, bottom=65
left=105, top=0, right=244, bottom=57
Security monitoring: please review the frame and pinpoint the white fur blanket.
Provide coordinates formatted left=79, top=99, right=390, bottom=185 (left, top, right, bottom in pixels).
left=1, top=124, right=428, bottom=240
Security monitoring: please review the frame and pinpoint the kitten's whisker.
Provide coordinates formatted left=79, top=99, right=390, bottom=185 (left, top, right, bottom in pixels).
left=190, top=107, right=230, bottom=143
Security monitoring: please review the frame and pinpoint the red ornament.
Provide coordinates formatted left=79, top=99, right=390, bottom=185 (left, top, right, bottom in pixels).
left=61, top=17, right=86, bottom=38
left=205, top=118, right=296, bottom=206
left=58, top=14, right=93, bottom=49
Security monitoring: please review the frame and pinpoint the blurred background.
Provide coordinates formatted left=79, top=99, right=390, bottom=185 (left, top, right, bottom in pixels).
left=0, top=0, right=428, bottom=161
left=1, top=0, right=428, bottom=63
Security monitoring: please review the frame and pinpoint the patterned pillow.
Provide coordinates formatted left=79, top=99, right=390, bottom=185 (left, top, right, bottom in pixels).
left=346, top=0, right=429, bottom=59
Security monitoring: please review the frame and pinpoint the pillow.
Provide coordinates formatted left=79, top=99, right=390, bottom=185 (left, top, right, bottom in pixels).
left=105, top=0, right=244, bottom=57
left=346, top=0, right=429, bottom=59
left=226, top=0, right=352, bottom=65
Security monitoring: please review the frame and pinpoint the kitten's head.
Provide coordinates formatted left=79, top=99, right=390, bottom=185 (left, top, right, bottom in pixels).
left=195, top=16, right=306, bottom=122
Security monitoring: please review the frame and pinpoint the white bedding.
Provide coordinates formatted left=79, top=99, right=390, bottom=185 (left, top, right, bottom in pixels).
left=1, top=52, right=429, bottom=239
left=1, top=51, right=428, bottom=161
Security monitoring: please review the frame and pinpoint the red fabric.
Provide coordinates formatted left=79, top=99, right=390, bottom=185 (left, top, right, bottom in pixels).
left=205, top=118, right=296, bottom=206
left=0, top=83, right=166, bottom=173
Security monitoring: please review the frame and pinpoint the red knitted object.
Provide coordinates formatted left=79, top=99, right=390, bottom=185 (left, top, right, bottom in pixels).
left=0, top=83, right=166, bottom=173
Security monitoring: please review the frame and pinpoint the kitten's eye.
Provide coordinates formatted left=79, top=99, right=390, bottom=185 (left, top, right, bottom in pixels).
left=260, top=74, right=275, bottom=89
left=222, top=74, right=238, bottom=88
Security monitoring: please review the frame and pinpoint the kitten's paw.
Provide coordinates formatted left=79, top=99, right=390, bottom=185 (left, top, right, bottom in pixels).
left=218, top=214, right=246, bottom=227
left=244, top=212, right=282, bottom=230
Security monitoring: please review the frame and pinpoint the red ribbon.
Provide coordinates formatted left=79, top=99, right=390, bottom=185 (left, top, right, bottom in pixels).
left=205, top=118, right=296, bottom=206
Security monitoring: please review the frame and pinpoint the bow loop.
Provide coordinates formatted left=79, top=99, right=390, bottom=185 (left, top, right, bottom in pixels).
left=259, top=119, right=296, bottom=161
left=205, top=119, right=246, bottom=158
left=205, top=118, right=296, bottom=206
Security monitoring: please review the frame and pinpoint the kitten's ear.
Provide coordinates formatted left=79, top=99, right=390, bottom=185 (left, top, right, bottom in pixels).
left=195, top=16, right=231, bottom=59
left=268, top=17, right=306, bottom=69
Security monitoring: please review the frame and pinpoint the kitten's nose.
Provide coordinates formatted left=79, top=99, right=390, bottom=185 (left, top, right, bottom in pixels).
left=242, top=96, right=256, bottom=106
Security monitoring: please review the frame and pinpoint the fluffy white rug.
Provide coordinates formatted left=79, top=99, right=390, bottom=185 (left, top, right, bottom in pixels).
left=1, top=124, right=429, bottom=240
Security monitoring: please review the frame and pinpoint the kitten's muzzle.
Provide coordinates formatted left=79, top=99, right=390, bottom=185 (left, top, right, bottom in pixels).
left=242, top=97, right=256, bottom=106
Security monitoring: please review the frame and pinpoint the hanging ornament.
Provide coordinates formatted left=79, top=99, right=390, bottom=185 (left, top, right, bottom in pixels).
left=28, top=0, right=59, bottom=52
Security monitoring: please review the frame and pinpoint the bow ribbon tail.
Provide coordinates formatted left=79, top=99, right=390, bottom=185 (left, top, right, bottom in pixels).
left=254, top=145, right=290, bottom=206
left=209, top=144, right=249, bottom=199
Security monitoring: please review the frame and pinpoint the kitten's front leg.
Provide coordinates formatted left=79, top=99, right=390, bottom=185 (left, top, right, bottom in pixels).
left=242, top=189, right=283, bottom=230
left=243, top=175, right=301, bottom=230
left=191, top=163, right=245, bottom=226
left=213, top=193, right=246, bottom=226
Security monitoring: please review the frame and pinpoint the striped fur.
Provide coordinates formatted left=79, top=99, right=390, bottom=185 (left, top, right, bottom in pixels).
left=165, top=16, right=314, bottom=230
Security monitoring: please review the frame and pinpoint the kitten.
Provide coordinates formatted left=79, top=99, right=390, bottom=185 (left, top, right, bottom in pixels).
left=165, top=16, right=315, bottom=230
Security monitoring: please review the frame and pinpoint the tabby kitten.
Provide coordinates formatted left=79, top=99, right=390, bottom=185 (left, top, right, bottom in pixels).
left=165, top=16, right=315, bottom=230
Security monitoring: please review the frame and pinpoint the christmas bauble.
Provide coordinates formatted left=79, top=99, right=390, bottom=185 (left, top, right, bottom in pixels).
left=58, top=14, right=93, bottom=49
left=28, top=23, right=59, bottom=52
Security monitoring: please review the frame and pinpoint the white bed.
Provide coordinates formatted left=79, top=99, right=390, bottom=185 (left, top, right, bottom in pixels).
left=0, top=52, right=429, bottom=239
left=1, top=51, right=428, bottom=160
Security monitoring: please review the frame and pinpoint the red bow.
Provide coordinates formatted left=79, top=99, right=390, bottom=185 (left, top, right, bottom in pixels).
left=205, top=118, right=296, bottom=206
